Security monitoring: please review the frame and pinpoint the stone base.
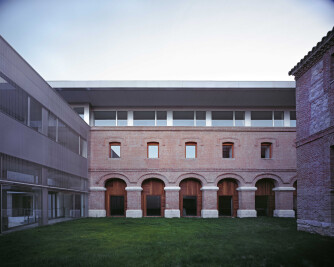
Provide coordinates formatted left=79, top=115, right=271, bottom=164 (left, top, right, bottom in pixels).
left=126, top=209, right=143, bottom=218
left=297, top=219, right=334, bottom=237
left=237, top=209, right=257, bottom=218
left=88, top=209, right=106, bottom=217
left=274, top=209, right=295, bottom=218
left=201, top=209, right=218, bottom=218
left=164, top=209, right=180, bottom=218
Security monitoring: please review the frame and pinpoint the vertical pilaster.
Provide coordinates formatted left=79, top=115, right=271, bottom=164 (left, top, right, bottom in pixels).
left=273, top=187, right=295, bottom=217
left=201, top=186, right=219, bottom=218
left=164, top=186, right=180, bottom=218
left=88, top=187, right=106, bottom=217
left=125, top=187, right=143, bottom=218
left=236, top=186, right=257, bottom=217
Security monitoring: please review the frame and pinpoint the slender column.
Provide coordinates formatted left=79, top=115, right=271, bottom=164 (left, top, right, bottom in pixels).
left=164, top=186, right=180, bottom=218
left=237, top=186, right=257, bottom=218
left=88, top=187, right=106, bottom=217
left=273, top=187, right=295, bottom=217
left=125, top=187, right=143, bottom=218
left=41, top=167, right=48, bottom=225
left=201, top=186, right=219, bottom=218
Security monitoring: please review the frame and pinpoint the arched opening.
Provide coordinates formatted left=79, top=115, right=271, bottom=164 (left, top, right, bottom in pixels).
left=141, top=178, right=165, bottom=217
left=293, top=181, right=297, bottom=217
left=217, top=179, right=239, bottom=217
left=105, top=179, right=127, bottom=216
left=179, top=178, right=202, bottom=217
left=255, top=179, right=275, bottom=216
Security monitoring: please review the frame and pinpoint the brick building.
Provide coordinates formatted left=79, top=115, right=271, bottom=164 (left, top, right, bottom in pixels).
left=52, top=80, right=298, bottom=219
left=289, top=27, right=334, bottom=236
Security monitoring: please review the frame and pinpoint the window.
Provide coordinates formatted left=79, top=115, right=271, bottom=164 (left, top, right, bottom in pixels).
left=251, top=111, right=273, bottom=127
left=147, top=142, right=159, bottom=158
left=29, top=97, right=43, bottom=133
left=73, top=107, right=84, bottom=120
left=195, top=111, right=206, bottom=126
left=212, top=111, right=233, bottom=126
left=290, top=111, right=296, bottom=127
left=156, top=111, right=167, bottom=126
left=48, top=112, right=57, bottom=141
left=261, top=143, right=272, bottom=159
left=173, top=111, right=194, bottom=126
left=110, top=142, right=121, bottom=158
left=94, top=111, right=116, bottom=126
left=223, top=143, right=234, bottom=158
left=273, top=111, right=284, bottom=127
left=117, top=111, right=127, bottom=126
left=235, top=111, right=245, bottom=126
left=134, top=111, right=155, bottom=126
left=185, top=142, right=197, bottom=158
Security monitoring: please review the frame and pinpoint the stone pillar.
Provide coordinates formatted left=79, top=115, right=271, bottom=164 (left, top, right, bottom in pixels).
left=125, top=186, right=143, bottom=218
left=88, top=187, right=106, bottom=217
left=201, top=186, right=219, bottom=218
left=237, top=187, right=257, bottom=218
left=273, top=187, right=295, bottom=218
left=164, top=186, right=180, bottom=218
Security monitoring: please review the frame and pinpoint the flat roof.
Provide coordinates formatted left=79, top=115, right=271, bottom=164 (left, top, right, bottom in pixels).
left=48, top=80, right=295, bottom=89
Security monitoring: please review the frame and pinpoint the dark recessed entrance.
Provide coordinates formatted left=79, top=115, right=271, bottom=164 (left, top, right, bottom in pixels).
left=183, top=196, right=197, bottom=216
left=110, top=196, right=124, bottom=216
left=219, top=196, right=232, bottom=216
left=146, top=195, right=161, bottom=216
left=255, top=196, right=268, bottom=216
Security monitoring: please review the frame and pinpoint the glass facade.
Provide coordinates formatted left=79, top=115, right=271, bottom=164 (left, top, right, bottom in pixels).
left=212, top=111, right=233, bottom=126
left=173, top=111, right=194, bottom=126
left=134, top=111, right=155, bottom=126
left=251, top=111, right=273, bottom=127
left=29, top=97, right=43, bottom=133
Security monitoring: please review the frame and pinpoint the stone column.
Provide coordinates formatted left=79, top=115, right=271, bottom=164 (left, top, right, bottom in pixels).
left=164, top=186, right=180, bottom=218
left=201, top=186, right=219, bottom=218
left=273, top=187, right=295, bottom=218
left=88, top=187, right=106, bottom=217
left=125, top=186, right=143, bottom=218
left=237, top=187, right=257, bottom=218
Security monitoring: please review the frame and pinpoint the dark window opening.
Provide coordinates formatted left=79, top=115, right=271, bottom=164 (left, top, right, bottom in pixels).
left=223, top=143, right=233, bottom=158
left=255, top=196, right=268, bottom=216
left=146, top=195, right=161, bottom=216
left=183, top=196, right=197, bottom=216
left=110, top=196, right=124, bottom=216
left=261, top=143, right=272, bottom=158
left=219, top=196, right=232, bottom=216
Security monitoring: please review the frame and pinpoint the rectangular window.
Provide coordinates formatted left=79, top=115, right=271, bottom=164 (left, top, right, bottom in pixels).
left=73, top=107, right=84, bottom=120
left=110, top=143, right=121, bottom=158
left=133, top=111, right=155, bottom=126
left=251, top=111, right=273, bottom=127
left=212, top=111, right=233, bottom=126
left=185, top=142, right=197, bottom=158
left=173, top=111, right=194, bottom=126
left=80, top=137, right=87, bottom=158
left=29, top=97, right=43, bottom=133
left=117, top=111, right=128, bottom=126
left=235, top=111, right=245, bottom=126
left=48, top=112, right=57, bottom=141
left=196, top=111, right=206, bottom=126
left=273, top=111, right=284, bottom=127
left=94, top=111, right=116, bottom=126
left=147, top=142, right=159, bottom=158
left=223, top=143, right=234, bottom=158
left=156, top=111, right=167, bottom=126
left=261, top=143, right=272, bottom=159
left=290, top=111, right=296, bottom=127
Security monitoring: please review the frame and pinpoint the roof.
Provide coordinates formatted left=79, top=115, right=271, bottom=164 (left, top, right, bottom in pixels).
left=289, top=26, right=334, bottom=77
left=48, top=80, right=295, bottom=89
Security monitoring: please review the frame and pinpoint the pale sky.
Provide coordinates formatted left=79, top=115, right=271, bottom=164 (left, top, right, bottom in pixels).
left=0, top=0, right=333, bottom=81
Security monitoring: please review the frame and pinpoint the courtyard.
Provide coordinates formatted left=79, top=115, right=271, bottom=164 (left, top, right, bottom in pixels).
left=0, top=218, right=333, bottom=266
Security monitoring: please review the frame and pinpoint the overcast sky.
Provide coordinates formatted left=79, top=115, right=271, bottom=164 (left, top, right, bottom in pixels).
left=0, top=0, right=333, bottom=81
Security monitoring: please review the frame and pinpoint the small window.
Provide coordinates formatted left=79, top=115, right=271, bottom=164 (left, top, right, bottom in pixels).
left=196, top=111, right=206, bottom=126
left=251, top=111, right=273, bottom=127
left=156, top=111, right=167, bottom=126
left=290, top=111, right=296, bottom=127
left=110, top=142, right=121, bottom=158
left=173, top=111, right=194, bottom=126
left=223, top=143, right=234, bottom=158
left=273, top=111, right=284, bottom=127
left=185, top=142, right=197, bottom=158
left=261, top=143, right=272, bottom=159
left=134, top=111, right=155, bottom=126
left=212, top=111, right=233, bottom=126
left=147, top=142, right=159, bottom=158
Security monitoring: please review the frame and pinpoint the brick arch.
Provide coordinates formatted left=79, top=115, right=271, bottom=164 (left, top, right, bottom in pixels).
left=252, top=173, right=283, bottom=187
left=137, top=173, right=168, bottom=186
left=289, top=175, right=298, bottom=185
left=96, top=173, right=130, bottom=187
left=176, top=173, right=207, bottom=186
left=214, top=173, right=245, bottom=186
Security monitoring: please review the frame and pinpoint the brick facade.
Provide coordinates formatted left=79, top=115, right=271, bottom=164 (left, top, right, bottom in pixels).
left=290, top=27, right=334, bottom=236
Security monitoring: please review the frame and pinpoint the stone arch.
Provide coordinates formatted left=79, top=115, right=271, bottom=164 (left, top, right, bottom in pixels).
left=96, top=173, right=130, bottom=187
left=137, top=173, right=169, bottom=186
left=214, top=173, right=245, bottom=186
left=252, top=173, right=284, bottom=187
left=176, top=173, right=207, bottom=186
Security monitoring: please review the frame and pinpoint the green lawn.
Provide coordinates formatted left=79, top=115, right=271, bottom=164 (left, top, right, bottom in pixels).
left=0, top=218, right=333, bottom=267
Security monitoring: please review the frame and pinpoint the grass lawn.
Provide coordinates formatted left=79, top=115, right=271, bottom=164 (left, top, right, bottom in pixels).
left=0, top=217, right=333, bottom=266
